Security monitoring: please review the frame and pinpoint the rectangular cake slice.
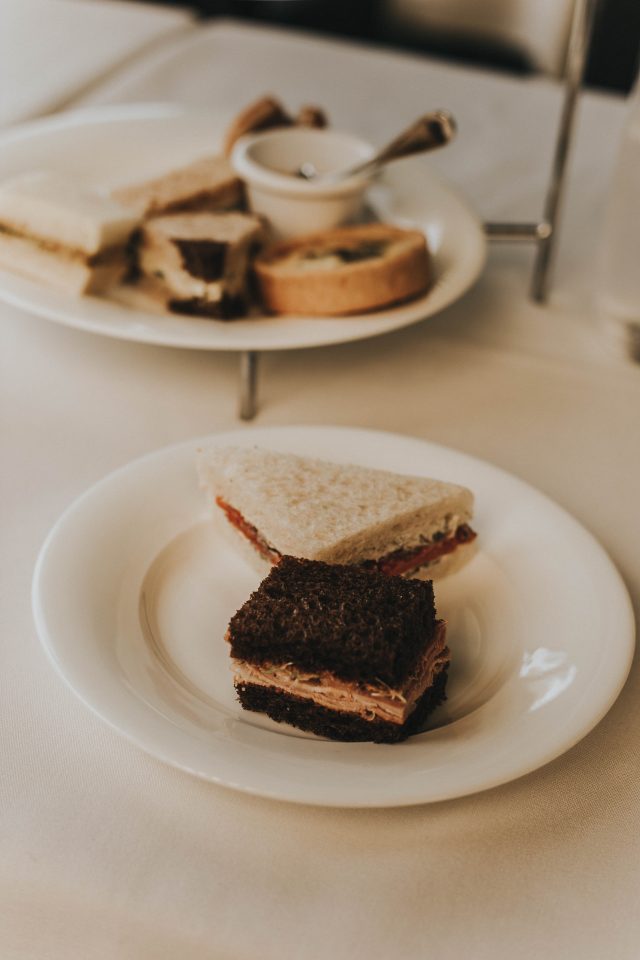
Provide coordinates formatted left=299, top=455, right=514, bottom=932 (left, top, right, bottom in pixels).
left=227, top=556, right=450, bottom=743
left=133, top=211, right=265, bottom=318
left=0, top=171, right=138, bottom=294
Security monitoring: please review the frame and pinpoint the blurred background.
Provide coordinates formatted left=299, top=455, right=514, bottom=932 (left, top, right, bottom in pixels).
left=136, top=0, right=639, bottom=92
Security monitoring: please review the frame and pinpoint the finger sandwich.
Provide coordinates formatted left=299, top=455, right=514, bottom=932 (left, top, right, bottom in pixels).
left=0, top=172, right=138, bottom=294
left=199, top=446, right=477, bottom=578
left=132, top=211, right=265, bottom=319
left=112, top=155, right=244, bottom=219
left=228, top=556, right=450, bottom=742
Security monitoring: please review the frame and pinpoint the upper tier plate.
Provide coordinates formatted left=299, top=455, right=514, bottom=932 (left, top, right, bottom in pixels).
left=0, top=103, right=486, bottom=351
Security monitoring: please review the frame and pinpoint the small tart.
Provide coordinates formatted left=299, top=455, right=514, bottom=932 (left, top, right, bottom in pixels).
left=253, top=223, right=430, bottom=316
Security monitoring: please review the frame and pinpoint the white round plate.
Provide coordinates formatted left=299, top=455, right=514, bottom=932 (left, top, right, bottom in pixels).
left=0, top=104, right=486, bottom=352
left=32, top=426, right=634, bottom=807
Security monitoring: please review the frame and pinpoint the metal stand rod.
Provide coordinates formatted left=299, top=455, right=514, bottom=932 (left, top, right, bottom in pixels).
left=485, top=222, right=551, bottom=241
left=483, top=0, right=597, bottom=303
left=233, top=3, right=595, bottom=418
left=530, top=0, right=597, bottom=302
left=239, top=350, right=259, bottom=420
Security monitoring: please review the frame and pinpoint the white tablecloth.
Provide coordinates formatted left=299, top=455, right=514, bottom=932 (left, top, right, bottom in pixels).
left=1, top=18, right=639, bottom=960
left=0, top=0, right=194, bottom=127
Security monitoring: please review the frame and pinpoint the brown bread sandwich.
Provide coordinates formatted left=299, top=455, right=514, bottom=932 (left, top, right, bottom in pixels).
left=228, top=556, right=450, bottom=743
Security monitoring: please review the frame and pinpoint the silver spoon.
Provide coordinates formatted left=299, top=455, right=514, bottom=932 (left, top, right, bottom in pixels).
left=296, top=110, right=456, bottom=183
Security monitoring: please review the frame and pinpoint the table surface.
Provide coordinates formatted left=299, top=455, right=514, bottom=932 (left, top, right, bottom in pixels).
left=0, top=0, right=194, bottom=128
left=2, top=14, right=639, bottom=960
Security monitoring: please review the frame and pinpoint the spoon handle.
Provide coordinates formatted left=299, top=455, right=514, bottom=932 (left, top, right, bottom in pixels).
left=351, top=110, right=456, bottom=178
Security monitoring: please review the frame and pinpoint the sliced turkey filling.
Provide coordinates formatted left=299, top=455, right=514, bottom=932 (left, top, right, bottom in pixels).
left=230, top=622, right=449, bottom=725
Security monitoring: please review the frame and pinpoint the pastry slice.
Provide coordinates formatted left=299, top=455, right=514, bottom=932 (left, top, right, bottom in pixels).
left=133, top=211, right=265, bottom=318
left=254, top=223, right=430, bottom=315
left=228, top=556, right=450, bottom=743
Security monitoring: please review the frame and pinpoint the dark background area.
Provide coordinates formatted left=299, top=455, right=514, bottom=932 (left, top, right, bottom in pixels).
left=141, top=0, right=639, bottom=92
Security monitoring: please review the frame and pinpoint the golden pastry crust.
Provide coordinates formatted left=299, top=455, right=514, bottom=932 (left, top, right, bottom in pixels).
left=223, top=97, right=330, bottom=156
left=295, top=105, right=328, bottom=129
left=222, top=96, right=293, bottom=157
left=254, top=223, right=430, bottom=316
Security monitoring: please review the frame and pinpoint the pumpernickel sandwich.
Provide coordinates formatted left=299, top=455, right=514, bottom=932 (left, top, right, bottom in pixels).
left=228, top=556, right=450, bottom=742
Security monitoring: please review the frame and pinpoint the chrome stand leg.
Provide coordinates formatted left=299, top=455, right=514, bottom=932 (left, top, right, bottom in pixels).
left=530, top=0, right=598, bottom=303
left=485, top=223, right=551, bottom=242
left=239, top=350, right=259, bottom=420
left=484, top=0, right=597, bottom=303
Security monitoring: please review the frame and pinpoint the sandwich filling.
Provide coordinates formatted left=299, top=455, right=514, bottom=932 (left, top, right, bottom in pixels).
left=231, top=622, right=448, bottom=725
left=293, top=239, right=391, bottom=270
left=215, top=496, right=476, bottom=574
left=365, top=523, right=476, bottom=577
left=0, top=222, right=126, bottom=266
left=216, top=496, right=282, bottom=562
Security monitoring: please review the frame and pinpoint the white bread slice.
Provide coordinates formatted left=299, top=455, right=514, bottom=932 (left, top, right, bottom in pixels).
left=112, top=155, right=243, bottom=218
left=0, top=172, right=137, bottom=255
left=198, top=446, right=475, bottom=577
left=0, top=230, right=126, bottom=295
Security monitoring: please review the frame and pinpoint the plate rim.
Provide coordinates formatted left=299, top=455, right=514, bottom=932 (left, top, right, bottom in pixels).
left=31, top=425, right=636, bottom=807
left=0, top=103, right=487, bottom=352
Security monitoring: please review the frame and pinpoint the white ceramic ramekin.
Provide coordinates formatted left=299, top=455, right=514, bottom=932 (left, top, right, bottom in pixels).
left=230, top=127, right=375, bottom=239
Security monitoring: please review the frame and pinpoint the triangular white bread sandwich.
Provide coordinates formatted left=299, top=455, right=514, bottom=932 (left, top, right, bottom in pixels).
left=198, top=446, right=477, bottom=579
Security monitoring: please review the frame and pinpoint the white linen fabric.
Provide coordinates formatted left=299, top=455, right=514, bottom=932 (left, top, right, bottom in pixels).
left=1, top=20, right=639, bottom=960
left=0, top=0, right=194, bottom=127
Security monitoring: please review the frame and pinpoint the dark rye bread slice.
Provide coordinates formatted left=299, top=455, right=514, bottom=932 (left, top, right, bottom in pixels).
left=236, top=666, right=447, bottom=743
left=228, top=556, right=437, bottom=686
